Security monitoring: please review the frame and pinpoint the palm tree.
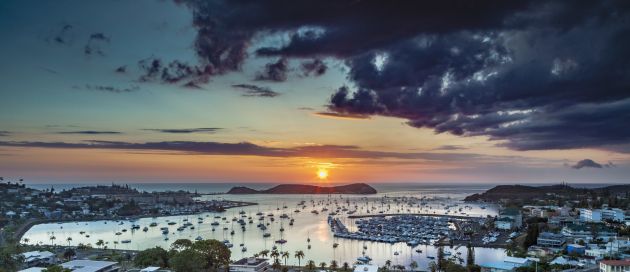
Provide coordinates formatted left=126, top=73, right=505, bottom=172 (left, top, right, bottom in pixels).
left=66, top=237, right=73, bottom=246
left=49, top=235, right=56, bottom=247
left=428, top=261, right=437, bottom=272
left=342, top=262, right=350, bottom=271
left=307, top=260, right=316, bottom=271
left=22, top=238, right=29, bottom=245
left=410, top=261, right=418, bottom=271
left=320, top=261, right=327, bottom=271
left=281, top=251, right=290, bottom=266
left=330, top=260, right=338, bottom=271
left=96, top=239, right=104, bottom=249
left=260, top=249, right=270, bottom=258
left=385, top=260, right=392, bottom=271
left=270, top=249, right=280, bottom=264
left=295, top=250, right=305, bottom=267
left=272, top=259, right=282, bottom=271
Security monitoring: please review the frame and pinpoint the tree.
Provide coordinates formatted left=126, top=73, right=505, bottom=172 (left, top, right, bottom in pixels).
left=63, top=248, right=76, bottom=260
left=385, top=259, right=392, bottom=270
left=295, top=250, right=305, bottom=267
left=428, top=261, right=438, bottom=272
left=271, top=249, right=280, bottom=263
left=260, top=249, right=270, bottom=258
left=466, top=243, right=475, bottom=266
left=169, top=248, right=205, bottom=272
left=191, top=239, right=231, bottom=270
left=281, top=251, right=290, bottom=265
left=66, top=237, right=72, bottom=247
left=272, top=258, right=282, bottom=271
left=96, top=239, right=105, bottom=249
left=0, top=243, right=23, bottom=271
left=330, top=260, right=338, bottom=271
left=524, top=223, right=539, bottom=248
left=342, top=262, right=350, bottom=271
left=437, top=246, right=445, bottom=271
left=306, top=260, right=316, bottom=271
left=320, top=261, right=327, bottom=271
left=410, top=261, right=418, bottom=271
left=134, top=247, right=169, bottom=268
left=170, top=239, right=193, bottom=252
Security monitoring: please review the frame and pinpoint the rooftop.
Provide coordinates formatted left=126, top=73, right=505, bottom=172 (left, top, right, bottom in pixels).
left=61, top=260, right=118, bottom=272
left=232, top=258, right=269, bottom=266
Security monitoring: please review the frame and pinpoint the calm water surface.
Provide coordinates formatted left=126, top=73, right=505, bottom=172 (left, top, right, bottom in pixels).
left=23, top=184, right=507, bottom=269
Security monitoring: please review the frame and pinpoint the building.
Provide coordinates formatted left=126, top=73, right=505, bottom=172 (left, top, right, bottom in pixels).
left=537, top=232, right=566, bottom=247
left=567, top=244, right=586, bottom=255
left=230, top=258, right=270, bottom=272
left=599, top=259, right=630, bottom=272
left=499, top=208, right=523, bottom=229
left=496, top=217, right=515, bottom=230
left=480, top=257, right=531, bottom=272
left=60, top=260, right=120, bottom=272
left=581, top=208, right=626, bottom=223
left=561, top=224, right=617, bottom=241
left=21, top=251, right=57, bottom=268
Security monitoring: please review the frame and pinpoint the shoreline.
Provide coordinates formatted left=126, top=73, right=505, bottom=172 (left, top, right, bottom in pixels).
left=13, top=201, right=257, bottom=242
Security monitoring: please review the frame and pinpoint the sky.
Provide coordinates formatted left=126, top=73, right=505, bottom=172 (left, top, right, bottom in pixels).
left=0, top=0, right=629, bottom=184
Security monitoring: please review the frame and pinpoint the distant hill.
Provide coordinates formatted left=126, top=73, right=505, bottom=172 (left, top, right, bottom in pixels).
left=464, top=184, right=630, bottom=202
left=227, top=183, right=377, bottom=194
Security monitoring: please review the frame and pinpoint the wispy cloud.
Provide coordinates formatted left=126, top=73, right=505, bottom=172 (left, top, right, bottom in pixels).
left=433, top=145, right=466, bottom=151
left=0, top=131, right=11, bottom=137
left=232, top=84, right=280, bottom=97
left=57, top=131, right=122, bottom=135
left=314, top=111, right=370, bottom=120
left=78, top=84, right=140, bottom=93
left=142, top=128, right=222, bottom=134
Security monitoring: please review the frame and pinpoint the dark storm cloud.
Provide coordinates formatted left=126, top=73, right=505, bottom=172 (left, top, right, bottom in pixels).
left=80, top=84, right=140, bottom=93
left=169, top=0, right=630, bottom=152
left=255, top=58, right=289, bottom=82
left=570, top=159, right=615, bottom=169
left=57, top=131, right=122, bottom=135
left=301, top=59, right=327, bottom=76
left=84, top=32, right=110, bottom=56
left=232, top=84, right=280, bottom=97
left=138, top=57, right=212, bottom=87
left=143, top=128, right=223, bottom=134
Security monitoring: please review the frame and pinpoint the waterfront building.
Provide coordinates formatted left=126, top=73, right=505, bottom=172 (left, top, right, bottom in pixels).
left=599, top=259, right=630, bottom=272
left=498, top=208, right=522, bottom=229
left=536, top=232, right=566, bottom=247
left=480, top=256, right=531, bottom=272
left=21, top=251, right=57, bottom=268
left=60, top=260, right=120, bottom=272
left=230, top=258, right=270, bottom=272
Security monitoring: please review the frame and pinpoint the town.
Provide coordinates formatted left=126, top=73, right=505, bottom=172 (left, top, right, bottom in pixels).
left=1, top=181, right=629, bottom=272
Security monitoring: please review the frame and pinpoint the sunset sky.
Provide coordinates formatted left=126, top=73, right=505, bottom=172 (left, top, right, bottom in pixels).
left=1, top=0, right=629, bottom=184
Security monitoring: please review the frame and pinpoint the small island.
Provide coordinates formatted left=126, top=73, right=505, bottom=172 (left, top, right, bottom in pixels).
left=227, top=183, right=377, bottom=194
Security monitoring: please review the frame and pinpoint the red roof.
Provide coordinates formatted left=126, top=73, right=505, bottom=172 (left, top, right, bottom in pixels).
left=601, top=259, right=630, bottom=266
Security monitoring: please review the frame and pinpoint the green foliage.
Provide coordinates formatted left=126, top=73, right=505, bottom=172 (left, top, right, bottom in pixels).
left=169, top=248, right=205, bottom=272
left=134, top=247, right=169, bottom=268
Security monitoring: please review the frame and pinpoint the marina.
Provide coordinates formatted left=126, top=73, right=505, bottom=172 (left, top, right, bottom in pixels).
left=21, top=189, right=507, bottom=270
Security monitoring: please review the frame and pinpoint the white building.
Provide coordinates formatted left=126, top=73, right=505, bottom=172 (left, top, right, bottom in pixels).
left=480, top=256, right=531, bottom=272
left=60, top=260, right=119, bottom=272
left=581, top=208, right=625, bottom=223
left=21, top=251, right=57, bottom=267
left=230, top=258, right=270, bottom=272
left=599, top=259, right=630, bottom=272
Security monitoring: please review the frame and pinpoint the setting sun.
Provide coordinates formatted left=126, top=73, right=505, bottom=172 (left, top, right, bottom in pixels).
left=317, top=169, right=329, bottom=180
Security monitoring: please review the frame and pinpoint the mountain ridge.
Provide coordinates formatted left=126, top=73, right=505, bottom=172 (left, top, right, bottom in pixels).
left=227, top=183, right=377, bottom=194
